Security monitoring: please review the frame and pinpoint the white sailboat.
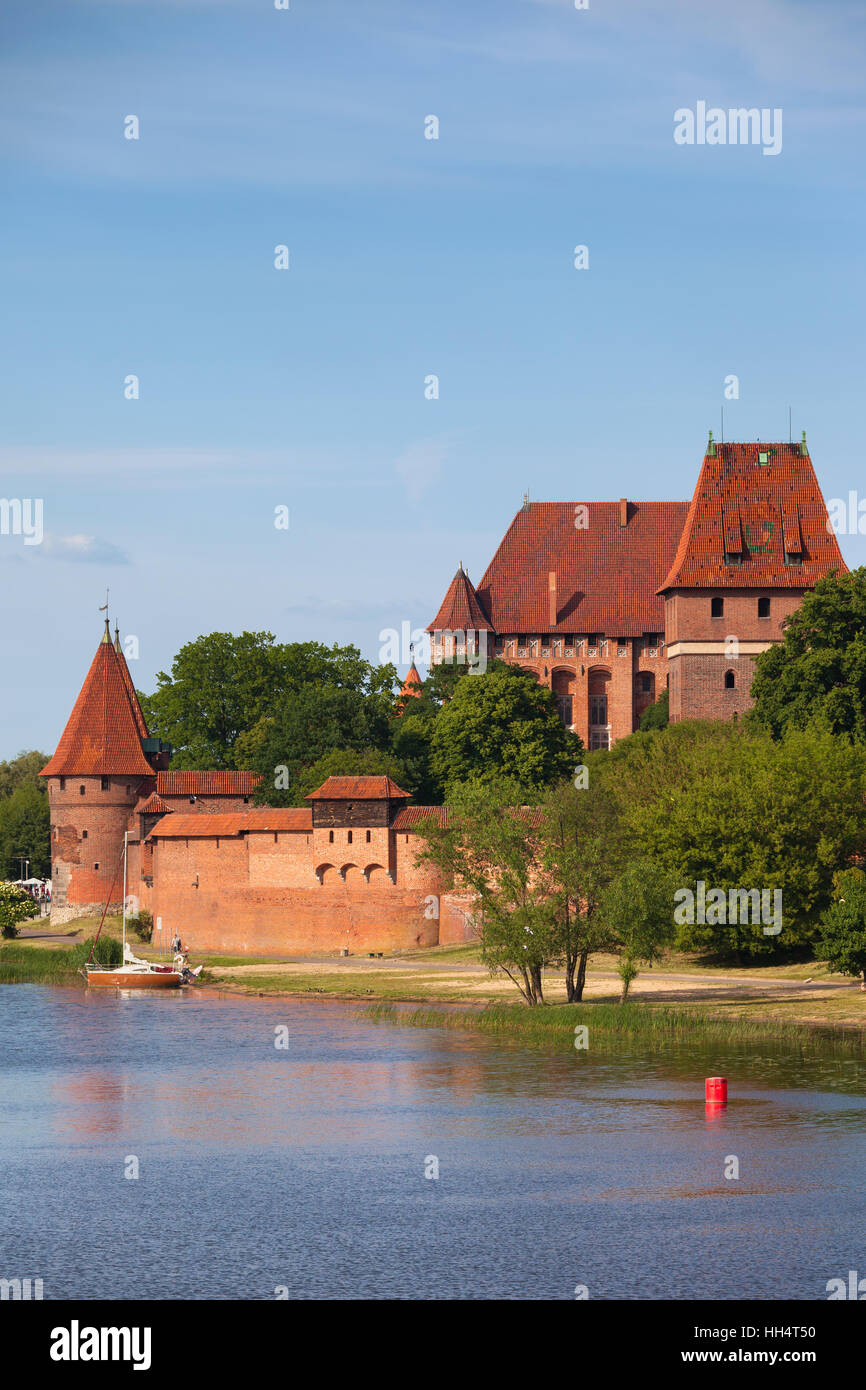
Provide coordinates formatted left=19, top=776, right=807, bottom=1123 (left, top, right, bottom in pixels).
left=82, top=834, right=183, bottom=990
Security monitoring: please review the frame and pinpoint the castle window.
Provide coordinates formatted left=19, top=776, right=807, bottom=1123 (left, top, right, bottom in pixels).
left=243, top=797, right=249, bottom=804
left=711, top=597, right=724, bottom=618
left=366, top=830, right=371, bottom=843
left=79, top=785, right=85, bottom=795
left=189, top=796, right=196, bottom=804
left=82, top=830, right=88, bottom=840
left=59, top=777, right=66, bottom=790
left=347, top=831, right=353, bottom=844
left=639, top=674, right=652, bottom=694
left=724, top=670, right=736, bottom=689
left=758, top=596, right=770, bottom=618
left=94, top=862, right=100, bottom=870
left=329, top=831, right=334, bottom=844
left=101, top=777, right=110, bottom=791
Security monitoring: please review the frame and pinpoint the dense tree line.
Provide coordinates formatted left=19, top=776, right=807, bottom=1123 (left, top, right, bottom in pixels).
left=0, top=751, right=50, bottom=881
left=140, top=635, right=582, bottom=806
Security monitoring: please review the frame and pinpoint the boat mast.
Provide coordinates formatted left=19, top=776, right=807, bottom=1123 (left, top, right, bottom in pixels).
left=122, top=830, right=128, bottom=959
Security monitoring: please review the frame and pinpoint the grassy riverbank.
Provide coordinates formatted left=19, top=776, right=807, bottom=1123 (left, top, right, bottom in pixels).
left=5, top=931, right=866, bottom=1044
left=365, top=1000, right=866, bottom=1054
left=0, top=941, right=114, bottom=984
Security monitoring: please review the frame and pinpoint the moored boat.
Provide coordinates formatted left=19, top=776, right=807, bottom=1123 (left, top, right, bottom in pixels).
left=82, top=833, right=183, bottom=990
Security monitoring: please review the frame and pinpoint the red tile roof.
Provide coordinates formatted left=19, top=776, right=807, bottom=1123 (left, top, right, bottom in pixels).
left=400, top=662, right=422, bottom=693
left=136, top=792, right=171, bottom=815
left=155, top=771, right=261, bottom=796
left=117, top=644, right=149, bottom=740
left=391, top=806, right=449, bottom=828
left=41, top=628, right=155, bottom=778
left=305, top=776, right=411, bottom=801
left=148, top=808, right=312, bottom=838
left=396, top=661, right=423, bottom=714
left=658, top=441, right=847, bottom=591
left=427, top=565, right=495, bottom=633
left=435, top=501, right=688, bottom=637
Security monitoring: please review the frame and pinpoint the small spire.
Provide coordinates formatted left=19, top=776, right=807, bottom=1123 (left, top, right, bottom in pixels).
left=114, top=624, right=121, bottom=654
left=101, top=617, right=111, bottom=643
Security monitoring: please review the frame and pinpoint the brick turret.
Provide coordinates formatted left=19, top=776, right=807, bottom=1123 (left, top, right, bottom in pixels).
left=40, top=620, right=166, bottom=923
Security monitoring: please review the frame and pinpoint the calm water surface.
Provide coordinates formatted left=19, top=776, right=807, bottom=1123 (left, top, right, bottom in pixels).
left=2, top=984, right=865, bottom=1300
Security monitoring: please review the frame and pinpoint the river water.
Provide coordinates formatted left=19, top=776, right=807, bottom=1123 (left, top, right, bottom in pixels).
left=1, top=984, right=865, bottom=1300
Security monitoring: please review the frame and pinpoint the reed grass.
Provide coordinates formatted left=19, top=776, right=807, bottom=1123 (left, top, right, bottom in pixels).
left=365, top=999, right=866, bottom=1055
left=0, top=937, right=120, bottom=984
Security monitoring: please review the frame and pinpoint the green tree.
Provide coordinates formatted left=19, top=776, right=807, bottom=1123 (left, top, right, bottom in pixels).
left=430, top=662, right=582, bottom=800
left=598, top=859, right=676, bottom=1002
left=140, top=632, right=397, bottom=769
left=819, top=868, right=866, bottom=990
left=750, top=568, right=866, bottom=739
left=249, top=684, right=394, bottom=806
left=638, top=688, right=669, bottom=731
left=0, top=882, right=39, bottom=939
left=0, top=750, right=49, bottom=799
left=416, top=775, right=557, bottom=1004
left=291, top=747, right=412, bottom=802
left=606, top=721, right=866, bottom=958
left=540, top=778, right=625, bottom=1000
left=0, top=784, right=51, bottom=880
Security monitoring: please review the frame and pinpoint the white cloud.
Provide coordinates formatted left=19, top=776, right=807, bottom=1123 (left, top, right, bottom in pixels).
left=37, top=534, right=129, bottom=564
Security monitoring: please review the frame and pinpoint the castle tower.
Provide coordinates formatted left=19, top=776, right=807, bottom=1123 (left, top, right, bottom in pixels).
left=658, top=436, right=847, bottom=722
left=395, top=658, right=423, bottom=714
left=40, top=620, right=165, bottom=923
left=426, top=562, right=494, bottom=667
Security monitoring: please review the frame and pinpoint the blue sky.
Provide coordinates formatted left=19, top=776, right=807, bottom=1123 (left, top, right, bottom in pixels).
left=1, top=0, right=865, bottom=758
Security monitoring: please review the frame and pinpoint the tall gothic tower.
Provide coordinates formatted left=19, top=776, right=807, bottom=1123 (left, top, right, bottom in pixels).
left=658, top=436, right=846, bottom=721
left=40, top=621, right=168, bottom=923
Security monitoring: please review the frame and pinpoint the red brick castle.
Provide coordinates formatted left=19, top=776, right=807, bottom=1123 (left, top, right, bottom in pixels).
left=41, top=435, right=844, bottom=950
left=40, top=628, right=466, bottom=948
left=427, top=436, right=846, bottom=745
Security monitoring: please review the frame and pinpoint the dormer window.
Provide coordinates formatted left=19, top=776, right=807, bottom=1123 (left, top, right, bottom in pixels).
left=784, top=551, right=803, bottom=567
left=724, top=552, right=743, bottom=565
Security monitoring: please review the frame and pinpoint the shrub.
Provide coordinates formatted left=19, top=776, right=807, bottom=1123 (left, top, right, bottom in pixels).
left=74, top=935, right=123, bottom=967
left=0, top=882, right=40, bottom=939
left=129, top=910, right=153, bottom=942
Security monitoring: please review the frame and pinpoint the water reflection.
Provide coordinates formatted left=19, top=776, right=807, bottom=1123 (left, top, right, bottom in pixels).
left=1, top=985, right=865, bottom=1300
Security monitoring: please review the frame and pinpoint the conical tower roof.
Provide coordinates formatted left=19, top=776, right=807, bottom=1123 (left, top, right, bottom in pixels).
left=426, top=564, right=494, bottom=633
left=41, top=621, right=155, bottom=778
left=395, top=659, right=423, bottom=715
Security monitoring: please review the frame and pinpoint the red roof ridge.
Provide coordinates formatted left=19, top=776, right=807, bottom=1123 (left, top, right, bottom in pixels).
left=155, top=770, right=261, bottom=795
left=148, top=808, right=313, bottom=838
left=305, top=775, right=411, bottom=801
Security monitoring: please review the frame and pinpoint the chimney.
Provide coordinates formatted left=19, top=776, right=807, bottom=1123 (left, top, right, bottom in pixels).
left=548, top=571, right=557, bottom=628
left=619, top=498, right=628, bottom=528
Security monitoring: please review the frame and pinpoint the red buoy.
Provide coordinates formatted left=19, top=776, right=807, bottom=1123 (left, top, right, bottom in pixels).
left=705, top=1076, right=727, bottom=1104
